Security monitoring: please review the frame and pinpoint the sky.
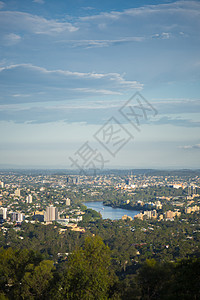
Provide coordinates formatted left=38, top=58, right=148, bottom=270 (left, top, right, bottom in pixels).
left=0, top=0, right=200, bottom=170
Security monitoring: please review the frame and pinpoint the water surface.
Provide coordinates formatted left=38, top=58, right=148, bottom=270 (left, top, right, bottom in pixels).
left=84, top=201, right=138, bottom=220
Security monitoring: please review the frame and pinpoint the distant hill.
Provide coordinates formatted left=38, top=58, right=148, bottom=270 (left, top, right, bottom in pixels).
left=0, top=168, right=200, bottom=177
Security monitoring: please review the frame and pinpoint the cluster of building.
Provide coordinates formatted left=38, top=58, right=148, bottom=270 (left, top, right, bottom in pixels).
left=185, top=205, right=200, bottom=214
left=135, top=210, right=158, bottom=220
left=0, top=180, right=85, bottom=230
left=122, top=215, right=133, bottom=221
left=136, top=200, right=163, bottom=210
left=162, top=210, right=181, bottom=221
left=0, top=207, right=7, bottom=221
left=116, top=174, right=200, bottom=192
left=0, top=199, right=86, bottom=232
left=0, top=207, right=25, bottom=223
left=134, top=209, right=182, bottom=221
left=0, top=172, right=200, bottom=228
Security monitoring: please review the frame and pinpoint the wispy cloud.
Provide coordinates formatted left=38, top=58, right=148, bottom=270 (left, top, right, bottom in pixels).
left=0, top=105, right=118, bottom=124
left=82, top=7, right=95, bottom=11
left=153, top=116, right=200, bottom=127
left=56, top=31, right=184, bottom=49
left=0, top=63, right=143, bottom=86
left=1, top=96, right=199, bottom=125
left=77, top=0, right=200, bottom=44
left=12, top=94, right=31, bottom=98
left=153, top=99, right=200, bottom=115
left=80, top=1, right=200, bottom=21
left=33, top=0, right=45, bottom=4
left=152, top=32, right=171, bottom=39
left=0, top=11, right=78, bottom=35
left=3, top=33, right=21, bottom=45
left=0, top=1, right=199, bottom=51
left=58, top=36, right=145, bottom=48
left=178, top=143, right=200, bottom=150
left=73, top=88, right=122, bottom=95
left=0, top=63, right=143, bottom=105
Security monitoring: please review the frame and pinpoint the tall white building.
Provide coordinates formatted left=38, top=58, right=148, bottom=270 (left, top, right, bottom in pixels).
left=0, top=181, right=4, bottom=188
left=143, top=210, right=157, bottom=219
left=26, top=194, right=32, bottom=203
left=66, top=198, right=71, bottom=206
left=0, top=207, right=7, bottom=220
left=11, top=212, right=24, bottom=222
left=44, top=205, right=58, bottom=222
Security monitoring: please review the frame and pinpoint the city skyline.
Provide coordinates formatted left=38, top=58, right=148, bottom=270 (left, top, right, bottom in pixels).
left=0, top=0, right=199, bottom=169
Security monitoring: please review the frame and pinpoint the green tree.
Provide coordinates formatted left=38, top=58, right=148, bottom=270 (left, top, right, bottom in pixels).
left=20, top=260, right=54, bottom=300
left=57, top=235, right=113, bottom=300
left=137, top=259, right=171, bottom=300
left=168, top=258, right=200, bottom=300
left=0, top=247, right=43, bottom=299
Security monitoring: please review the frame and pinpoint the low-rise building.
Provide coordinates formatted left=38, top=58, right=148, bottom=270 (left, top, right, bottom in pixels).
left=122, top=214, right=132, bottom=221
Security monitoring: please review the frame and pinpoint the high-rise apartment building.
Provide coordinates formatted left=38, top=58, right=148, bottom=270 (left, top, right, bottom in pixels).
left=143, top=210, right=157, bottom=219
left=66, top=198, right=71, bottom=206
left=188, top=186, right=192, bottom=196
left=0, top=181, right=4, bottom=188
left=193, top=186, right=196, bottom=195
left=11, top=212, right=24, bottom=222
left=26, top=194, right=32, bottom=203
left=0, top=207, right=7, bottom=220
left=44, top=205, right=58, bottom=222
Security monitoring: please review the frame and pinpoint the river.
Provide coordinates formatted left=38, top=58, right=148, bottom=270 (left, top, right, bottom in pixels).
left=83, top=201, right=139, bottom=220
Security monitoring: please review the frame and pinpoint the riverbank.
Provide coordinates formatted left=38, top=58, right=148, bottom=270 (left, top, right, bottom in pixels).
left=103, top=201, right=143, bottom=212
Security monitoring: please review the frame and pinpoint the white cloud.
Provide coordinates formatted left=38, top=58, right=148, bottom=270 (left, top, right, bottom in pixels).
left=0, top=63, right=143, bottom=106
left=80, top=1, right=200, bottom=22
left=152, top=32, right=171, bottom=39
left=154, top=116, right=200, bottom=127
left=82, top=7, right=95, bottom=11
left=12, top=94, right=31, bottom=98
left=73, top=88, right=122, bottom=95
left=0, top=11, right=78, bottom=35
left=178, top=144, right=200, bottom=150
left=0, top=1, right=199, bottom=49
left=33, top=0, right=45, bottom=4
left=0, top=63, right=143, bottom=90
left=58, top=36, right=144, bottom=48
left=77, top=0, right=200, bottom=43
left=161, top=32, right=170, bottom=39
left=3, top=33, right=21, bottom=45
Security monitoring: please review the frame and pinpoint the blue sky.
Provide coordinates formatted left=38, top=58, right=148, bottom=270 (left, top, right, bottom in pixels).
left=0, top=0, right=199, bottom=170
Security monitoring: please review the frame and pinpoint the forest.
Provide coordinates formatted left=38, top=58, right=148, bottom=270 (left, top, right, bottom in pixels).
left=0, top=209, right=200, bottom=299
left=0, top=236, right=199, bottom=299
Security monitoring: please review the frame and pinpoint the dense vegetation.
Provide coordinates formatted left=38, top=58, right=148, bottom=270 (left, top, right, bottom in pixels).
left=0, top=209, right=200, bottom=299
left=0, top=236, right=200, bottom=300
left=103, top=186, right=189, bottom=210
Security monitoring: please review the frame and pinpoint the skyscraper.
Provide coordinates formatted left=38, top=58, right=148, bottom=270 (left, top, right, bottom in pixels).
left=11, top=212, right=24, bottom=222
left=193, top=186, right=196, bottom=195
left=44, top=205, right=58, bottom=222
left=0, top=181, right=4, bottom=188
left=0, top=207, right=7, bottom=220
left=188, top=186, right=192, bottom=196
left=26, top=194, right=32, bottom=203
